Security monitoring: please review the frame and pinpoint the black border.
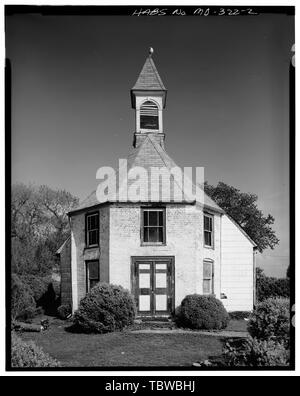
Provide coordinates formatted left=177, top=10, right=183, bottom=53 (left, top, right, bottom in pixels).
left=4, top=5, right=295, bottom=16
left=5, top=5, right=295, bottom=372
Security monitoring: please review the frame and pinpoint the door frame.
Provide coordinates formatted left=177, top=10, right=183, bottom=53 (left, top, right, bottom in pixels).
left=131, top=256, right=175, bottom=317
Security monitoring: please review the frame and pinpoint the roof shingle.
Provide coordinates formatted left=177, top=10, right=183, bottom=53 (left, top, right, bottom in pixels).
left=70, top=136, right=223, bottom=214
left=132, top=56, right=166, bottom=91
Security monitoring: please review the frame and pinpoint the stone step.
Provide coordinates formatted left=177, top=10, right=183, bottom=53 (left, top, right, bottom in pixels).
left=133, top=318, right=176, bottom=330
left=137, top=317, right=171, bottom=323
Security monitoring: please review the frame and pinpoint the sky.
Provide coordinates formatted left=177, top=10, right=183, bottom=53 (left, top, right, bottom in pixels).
left=6, top=10, right=294, bottom=277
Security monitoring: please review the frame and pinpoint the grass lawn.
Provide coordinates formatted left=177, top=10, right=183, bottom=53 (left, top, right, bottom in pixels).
left=19, top=319, right=226, bottom=368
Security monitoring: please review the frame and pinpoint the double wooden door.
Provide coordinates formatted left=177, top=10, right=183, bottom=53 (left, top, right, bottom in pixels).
left=132, top=257, right=174, bottom=317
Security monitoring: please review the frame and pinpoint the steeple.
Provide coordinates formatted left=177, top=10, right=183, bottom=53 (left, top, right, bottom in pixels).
left=131, top=48, right=167, bottom=148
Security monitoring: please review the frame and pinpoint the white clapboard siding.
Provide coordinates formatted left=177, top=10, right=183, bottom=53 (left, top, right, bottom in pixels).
left=221, top=215, right=255, bottom=312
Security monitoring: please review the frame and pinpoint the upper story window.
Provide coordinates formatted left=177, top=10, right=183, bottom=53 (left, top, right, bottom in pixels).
left=142, top=208, right=165, bottom=244
left=140, top=101, right=159, bottom=130
left=86, top=212, right=99, bottom=247
left=203, top=260, right=214, bottom=295
left=204, top=213, right=214, bottom=248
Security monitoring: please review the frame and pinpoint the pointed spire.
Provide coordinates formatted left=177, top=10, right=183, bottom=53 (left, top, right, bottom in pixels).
left=131, top=48, right=166, bottom=91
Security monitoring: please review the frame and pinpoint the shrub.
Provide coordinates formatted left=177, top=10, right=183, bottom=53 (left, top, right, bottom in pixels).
left=57, top=303, right=72, bottom=320
left=248, top=298, right=290, bottom=345
left=20, top=274, right=60, bottom=316
left=11, top=332, right=60, bottom=367
left=73, top=283, right=136, bottom=333
left=175, top=294, right=229, bottom=330
left=256, top=268, right=290, bottom=302
left=11, top=273, right=36, bottom=320
left=223, top=337, right=290, bottom=367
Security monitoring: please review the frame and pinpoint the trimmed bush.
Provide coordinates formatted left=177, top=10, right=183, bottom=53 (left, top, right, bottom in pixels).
left=57, top=303, right=72, bottom=320
left=11, top=332, right=60, bottom=367
left=248, top=298, right=290, bottom=345
left=175, top=294, right=229, bottom=330
left=11, top=273, right=36, bottom=320
left=73, top=283, right=136, bottom=333
left=223, top=337, right=289, bottom=367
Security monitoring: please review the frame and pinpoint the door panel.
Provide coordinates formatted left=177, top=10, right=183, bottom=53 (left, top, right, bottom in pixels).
left=133, top=257, right=174, bottom=316
left=154, top=262, right=168, bottom=314
left=139, top=295, right=151, bottom=311
left=155, top=294, right=167, bottom=311
left=137, top=262, right=152, bottom=313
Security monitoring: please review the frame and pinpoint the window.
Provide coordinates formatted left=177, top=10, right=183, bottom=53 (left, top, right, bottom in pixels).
left=203, top=260, right=214, bottom=295
left=142, top=208, right=165, bottom=244
left=86, top=212, right=99, bottom=247
left=140, top=101, right=159, bottom=130
left=204, top=214, right=214, bottom=247
left=86, top=260, right=99, bottom=292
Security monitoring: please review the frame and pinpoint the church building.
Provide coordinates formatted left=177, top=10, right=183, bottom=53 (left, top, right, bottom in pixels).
left=58, top=49, right=257, bottom=316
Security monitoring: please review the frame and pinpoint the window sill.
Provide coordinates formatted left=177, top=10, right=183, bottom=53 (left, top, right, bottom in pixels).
left=141, top=242, right=166, bottom=247
left=204, top=245, right=214, bottom=250
left=84, top=245, right=99, bottom=250
left=140, top=129, right=160, bottom=133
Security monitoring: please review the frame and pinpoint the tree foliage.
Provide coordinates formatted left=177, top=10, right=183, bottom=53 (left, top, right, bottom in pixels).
left=11, top=183, right=78, bottom=318
left=204, top=181, right=279, bottom=253
left=11, top=183, right=78, bottom=276
left=256, top=267, right=290, bottom=302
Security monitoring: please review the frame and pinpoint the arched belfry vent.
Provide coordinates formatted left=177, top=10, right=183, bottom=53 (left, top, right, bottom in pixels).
left=140, top=101, right=159, bottom=130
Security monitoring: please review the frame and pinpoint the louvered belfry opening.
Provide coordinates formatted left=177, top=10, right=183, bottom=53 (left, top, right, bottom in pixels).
left=140, top=100, right=159, bottom=130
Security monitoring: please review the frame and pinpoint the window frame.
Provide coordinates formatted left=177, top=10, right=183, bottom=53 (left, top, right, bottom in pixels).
left=204, top=213, right=214, bottom=249
left=85, top=211, right=99, bottom=248
left=203, top=259, right=214, bottom=295
left=86, top=260, right=100, bottom=293
left=140, top=100, right=159, bottom=131
left=141, top=207, right=166, bottom=246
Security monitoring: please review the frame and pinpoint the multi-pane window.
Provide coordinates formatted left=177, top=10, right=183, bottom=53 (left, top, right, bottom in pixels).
left=203, top=260, right=214, bottom=295
left=142, top=208, right=165, bottom=244
left=86, top=260, right=99, bottom=292
left=140, top=101, right=159, bottom=130
left=204, top=214, right=214, bottom=247
left=86, top=212, right=99, bottom=247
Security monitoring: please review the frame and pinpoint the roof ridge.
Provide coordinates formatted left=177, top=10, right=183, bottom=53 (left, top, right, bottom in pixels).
left=118, top=136, right=152, bottom=196
left=127, top=135, right=151, bottom=167
left=148, top=135, right=225, bottom=209
left=147, top=135, right=191, bottom=201
left=149, top=57, right=165, bottom=90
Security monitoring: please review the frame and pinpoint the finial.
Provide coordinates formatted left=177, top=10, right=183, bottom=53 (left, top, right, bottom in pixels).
left=149, top=47, right=154, bottom=57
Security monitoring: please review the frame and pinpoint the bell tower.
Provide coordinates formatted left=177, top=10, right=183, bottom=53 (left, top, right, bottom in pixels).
left=131, top=48, right=167, bottom=148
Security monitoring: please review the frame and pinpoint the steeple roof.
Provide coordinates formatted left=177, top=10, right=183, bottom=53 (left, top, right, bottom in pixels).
left=132, top=55, right=166, bottom=91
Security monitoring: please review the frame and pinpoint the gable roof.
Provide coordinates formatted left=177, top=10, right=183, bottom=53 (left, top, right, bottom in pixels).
left=70, top=136, right=224, bottom=214
left=132, top=56, right=166, bottom=91
left=225, top=214, right=257, bottom=247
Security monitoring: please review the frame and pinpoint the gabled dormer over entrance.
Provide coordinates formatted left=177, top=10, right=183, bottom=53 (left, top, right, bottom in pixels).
left=131, top=48, right=167, bottom=148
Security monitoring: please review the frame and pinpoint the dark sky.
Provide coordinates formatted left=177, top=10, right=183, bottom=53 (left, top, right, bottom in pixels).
left=6, top=11, right=294, bottom=277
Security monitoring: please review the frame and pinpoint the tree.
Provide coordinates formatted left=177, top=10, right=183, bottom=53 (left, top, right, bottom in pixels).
left=255, top=267, right=289, bottom=302
left=11, top=183, right=79, bottom=275
left=204, top=181, right=279, bottom=253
